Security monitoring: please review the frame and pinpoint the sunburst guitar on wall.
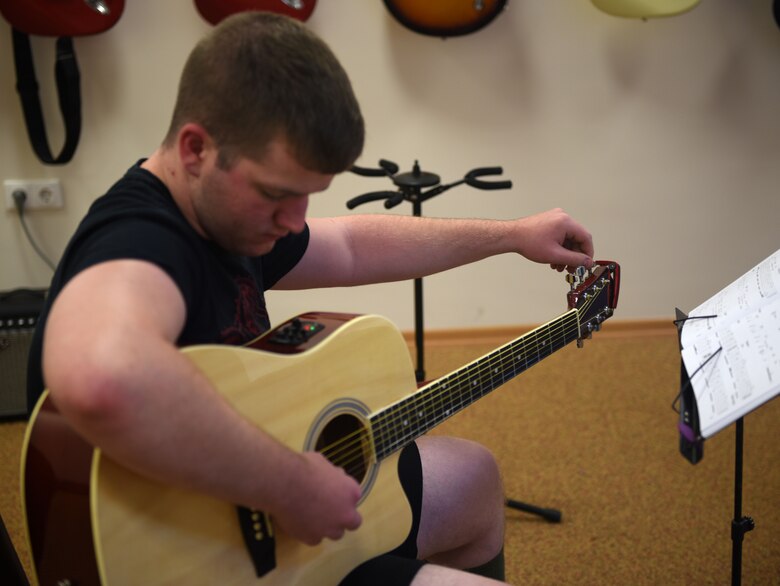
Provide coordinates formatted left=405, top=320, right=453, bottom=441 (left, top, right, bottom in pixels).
left=382, top=0, right=509, bottom=37
left=194, top=0, right=316, bottom=25
left=590, top=0, right=700, bottom=19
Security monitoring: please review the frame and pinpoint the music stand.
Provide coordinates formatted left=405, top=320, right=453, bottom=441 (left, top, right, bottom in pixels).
left=674, top=309, right=755, bottom=586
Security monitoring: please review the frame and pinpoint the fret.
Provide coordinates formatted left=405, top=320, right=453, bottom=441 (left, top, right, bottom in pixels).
left=468, top=360, right=483, bottom=405
left=373, top=404, right=388, bottom=460
left=541, top=322, right=554, bottom=359
left=371, top=309, right=586, bottom=462
left=484, top=350, right=507, bottom=395
left=429, top=376, right=448, bottom=422
left=534, top=327, right=543, bottom=367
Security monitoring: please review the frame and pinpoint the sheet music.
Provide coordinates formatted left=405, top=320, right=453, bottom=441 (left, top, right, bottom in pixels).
left=680, top=249, right=780, bottom=438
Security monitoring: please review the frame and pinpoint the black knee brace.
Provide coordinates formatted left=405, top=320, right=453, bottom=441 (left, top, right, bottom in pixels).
left=466, top=547, right=505, bottom=581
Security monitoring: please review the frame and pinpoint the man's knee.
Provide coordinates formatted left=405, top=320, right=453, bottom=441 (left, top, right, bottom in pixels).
left=416, top=436, right=505, bottom=561
left=456, top=439, right=504, bottom=504
left=452, top=440, right=505, bottom=552
left=419, top=436, right=503, bottom=503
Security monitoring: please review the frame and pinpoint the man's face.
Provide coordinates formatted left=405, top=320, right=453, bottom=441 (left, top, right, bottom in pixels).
left=191, top=138, right=334, bottom=256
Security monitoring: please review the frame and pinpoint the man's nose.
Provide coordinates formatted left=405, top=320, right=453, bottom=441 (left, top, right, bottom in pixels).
left=275, top=195, right=309, bottom=233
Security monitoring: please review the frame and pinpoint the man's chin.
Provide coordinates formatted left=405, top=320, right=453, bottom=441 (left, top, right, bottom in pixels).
left=244, top=240, right=277, bottom=257
left=217, top=234, right=279, bottom=257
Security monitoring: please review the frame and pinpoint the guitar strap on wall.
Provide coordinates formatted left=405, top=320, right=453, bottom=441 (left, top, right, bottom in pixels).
left=11, top=30, right=82, bottom=165
left=0, top=0, right=125, bottom=165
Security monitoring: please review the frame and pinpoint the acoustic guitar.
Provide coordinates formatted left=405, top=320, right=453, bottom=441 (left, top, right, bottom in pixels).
left=382, top=0, right=509, bottom=37
left=22, top=261, right=619, bottom=585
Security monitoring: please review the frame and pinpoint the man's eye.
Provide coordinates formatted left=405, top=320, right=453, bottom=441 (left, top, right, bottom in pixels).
left=259, top=190, right=283, bottom=201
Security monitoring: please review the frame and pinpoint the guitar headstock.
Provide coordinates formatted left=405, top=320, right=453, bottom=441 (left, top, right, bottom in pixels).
left=566, top=260, right=621, bottom=346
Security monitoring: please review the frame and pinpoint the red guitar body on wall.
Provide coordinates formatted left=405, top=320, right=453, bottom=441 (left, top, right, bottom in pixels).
left=194, top=0, right=317, bottom=25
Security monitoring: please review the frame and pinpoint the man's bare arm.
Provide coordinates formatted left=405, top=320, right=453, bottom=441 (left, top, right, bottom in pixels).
left=42, top=259, right=361, bottom=544
left=276, top=208, right=593, bottom=290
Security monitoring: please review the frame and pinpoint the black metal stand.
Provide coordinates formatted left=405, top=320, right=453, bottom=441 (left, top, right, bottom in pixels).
left=731, top=417, right=755, bottom=586
left=348, top=159, right=511, bottom=382
left=505, top=498, right=562, bottom=523
left=348, top=159, right=562, bottom=523
left=673, top=309, right=755, bottom=585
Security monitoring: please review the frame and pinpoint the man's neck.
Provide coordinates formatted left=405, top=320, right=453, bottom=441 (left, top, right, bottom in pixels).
left=141, top=148, right=173, bottom=188
left=141, top=148, right=205, bottom=239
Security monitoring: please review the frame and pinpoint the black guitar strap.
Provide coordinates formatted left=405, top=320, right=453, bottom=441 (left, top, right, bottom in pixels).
left=11, top=29, right=82, bottom=165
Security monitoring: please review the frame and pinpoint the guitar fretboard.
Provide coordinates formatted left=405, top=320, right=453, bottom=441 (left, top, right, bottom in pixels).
left=371, top=309, right=581, bottom=461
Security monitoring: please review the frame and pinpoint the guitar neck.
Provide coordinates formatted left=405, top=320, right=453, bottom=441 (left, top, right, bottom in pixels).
left=371, top=308, right=581, bottom=460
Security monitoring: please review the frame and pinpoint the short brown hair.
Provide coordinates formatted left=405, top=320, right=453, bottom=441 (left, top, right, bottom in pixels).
left=163, top=12, right=364, bottom=173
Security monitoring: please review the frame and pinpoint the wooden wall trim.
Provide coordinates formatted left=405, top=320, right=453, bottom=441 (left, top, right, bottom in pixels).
left=402, top=318, right=676, bottom=347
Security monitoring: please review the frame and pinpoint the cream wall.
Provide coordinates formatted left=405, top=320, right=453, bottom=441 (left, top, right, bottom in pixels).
left=1, top=0, right=778, bottom=331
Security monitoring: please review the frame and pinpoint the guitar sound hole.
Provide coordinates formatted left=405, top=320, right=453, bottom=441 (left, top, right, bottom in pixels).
left=315, top=414, right=370, bottom=484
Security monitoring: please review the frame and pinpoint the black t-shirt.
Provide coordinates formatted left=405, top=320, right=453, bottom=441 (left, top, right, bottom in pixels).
left=26, top=161, right=309, bottom=411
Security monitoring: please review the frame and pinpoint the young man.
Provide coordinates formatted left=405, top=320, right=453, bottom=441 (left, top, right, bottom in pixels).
left=27, top=12, right=594, bottom=586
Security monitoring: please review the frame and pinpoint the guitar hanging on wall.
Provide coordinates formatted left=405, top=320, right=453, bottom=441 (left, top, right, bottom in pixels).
left=0, top=0, right=125, bottom=165
left=590, top=0, right=701, bottom=19
left=382, top=0, right=509, bottom=37
left=194, top=0, right=317, bottom=25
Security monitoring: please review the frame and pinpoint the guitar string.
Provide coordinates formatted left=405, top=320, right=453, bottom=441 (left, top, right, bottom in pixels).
left=321, top=286, right=607, bottom=475
left=325, top=287, right=606, bottom=476
left=371, top=313, right=580, bottom=446
left=321, top=288, right=606, bottom=476
left=326, top=311, right=583, bottom=477
left=367, top=286, right=605, bottom=448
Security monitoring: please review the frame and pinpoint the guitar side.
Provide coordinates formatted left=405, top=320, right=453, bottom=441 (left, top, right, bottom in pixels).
left=21, top=391, right=101, bottom=585
left=92, top=313, right=419, bottom=585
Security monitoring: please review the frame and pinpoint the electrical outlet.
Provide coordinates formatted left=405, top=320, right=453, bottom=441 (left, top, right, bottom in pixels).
left=4, top=179, right=64, bottom=211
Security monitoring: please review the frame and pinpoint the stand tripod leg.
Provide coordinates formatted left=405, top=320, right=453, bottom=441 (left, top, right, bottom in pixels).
left=505, top=498, right=562, bottom=523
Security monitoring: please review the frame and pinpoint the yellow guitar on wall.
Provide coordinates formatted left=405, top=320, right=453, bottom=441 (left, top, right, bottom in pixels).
left=22, top=261, right=619, bottom=585
left=591, top=0, right=701, bottom=19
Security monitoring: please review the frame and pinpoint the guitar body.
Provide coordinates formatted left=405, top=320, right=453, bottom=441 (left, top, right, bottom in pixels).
left=0, top=0, right=125, bottom=36
left=194, top=0, right=317, bottom=25
left=382, top=0, right=509, bottom=37
left=23, top=313, right=418, bottom=585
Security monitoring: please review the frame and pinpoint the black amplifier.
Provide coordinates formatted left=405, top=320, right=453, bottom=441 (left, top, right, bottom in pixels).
left=0, top=288, right=46, bottom=421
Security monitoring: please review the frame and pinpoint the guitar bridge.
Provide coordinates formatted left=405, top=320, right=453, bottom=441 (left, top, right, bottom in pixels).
left=236, top=507, right=277, bottom=577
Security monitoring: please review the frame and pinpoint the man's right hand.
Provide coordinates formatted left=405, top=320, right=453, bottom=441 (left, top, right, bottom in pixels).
left=273, top=451, right=363, bottom=545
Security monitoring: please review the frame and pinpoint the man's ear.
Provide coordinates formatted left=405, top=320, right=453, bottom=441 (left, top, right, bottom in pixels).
left=177, top=123, right=215, bottom=177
